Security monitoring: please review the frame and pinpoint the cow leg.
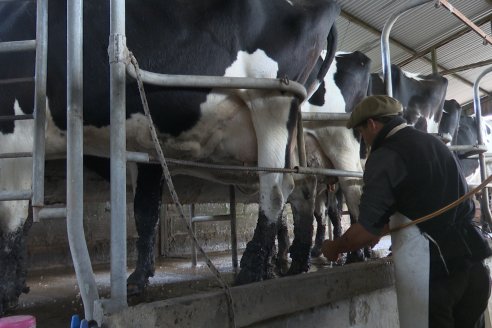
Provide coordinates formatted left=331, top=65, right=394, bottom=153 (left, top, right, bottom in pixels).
left=0, top=216, right=31, bottom=316
left=286, top=175, right=316, bottom=275
left=276, top=210, right=290, bottom=276
left=310, top=191, right=327, bottom=258
left=235, top=92, right=295, bottom=285
left=127, top=164, right=163, bottom=295
left=330, top=188, right=343, bottom=239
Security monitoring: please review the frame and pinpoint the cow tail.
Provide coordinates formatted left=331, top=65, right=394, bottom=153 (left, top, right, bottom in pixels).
left=317, top=25, right=338, bottom=83
left=305, top=25, right=338, bottom=100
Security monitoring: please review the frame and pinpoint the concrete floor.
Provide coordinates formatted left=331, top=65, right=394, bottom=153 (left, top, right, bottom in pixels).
left=7, top=237, right=392, bottom=328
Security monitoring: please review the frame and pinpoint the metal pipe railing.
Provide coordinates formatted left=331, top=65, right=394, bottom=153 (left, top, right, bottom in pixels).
left=67, top=0, right=99, bottom=321
left=109, top=0, right=128, bottom=310
left=380, top=0, right=433, bottom=97
left=473, top=67, right=492, bottom=227
left=126, top=65, right=307, bottom=102
left=0, top=40, right=35, bottom=53
left=32, top=0, right=48, bottom=222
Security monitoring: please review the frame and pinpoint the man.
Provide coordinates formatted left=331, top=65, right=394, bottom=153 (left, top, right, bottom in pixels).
left=322, top=95, right=491, bottom=328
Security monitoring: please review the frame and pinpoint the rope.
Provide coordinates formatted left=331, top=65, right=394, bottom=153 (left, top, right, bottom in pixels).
left=385, top=173, right=492, bottom=236
left=128, top=53, right=237, bottom=328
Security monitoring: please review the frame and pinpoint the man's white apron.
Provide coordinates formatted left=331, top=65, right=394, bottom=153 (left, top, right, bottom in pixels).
left=390, top=212, right=430, bottom=328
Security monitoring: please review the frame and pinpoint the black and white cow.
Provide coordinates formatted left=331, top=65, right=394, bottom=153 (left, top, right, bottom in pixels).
left=438, top=99, right=462, bottom=144
left=0, top=0, right=340, bottom=313
left=283, top=51, right=371, bottom=268
left=442, top=109, right=492, bottom=184
left=369, top=64, right=448, bottom=134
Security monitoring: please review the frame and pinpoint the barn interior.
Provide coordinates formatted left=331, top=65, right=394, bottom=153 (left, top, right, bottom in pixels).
left=1, top=0, right=492, bottom=327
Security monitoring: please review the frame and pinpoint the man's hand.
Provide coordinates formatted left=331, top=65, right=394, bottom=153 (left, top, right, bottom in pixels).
left=321, top=239, right=341, bottom=261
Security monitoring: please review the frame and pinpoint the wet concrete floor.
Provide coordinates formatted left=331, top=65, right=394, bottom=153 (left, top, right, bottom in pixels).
left=7, top=237, right=392, bottom=328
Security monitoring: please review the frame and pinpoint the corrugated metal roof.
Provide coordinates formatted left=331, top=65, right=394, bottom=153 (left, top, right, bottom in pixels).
left=335, top=0, right=492, bottom=109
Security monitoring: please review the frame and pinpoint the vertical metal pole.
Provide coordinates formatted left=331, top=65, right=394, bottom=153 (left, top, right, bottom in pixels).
left=381, top=0, right=433, bottom=97
left=32, top=0, right=48, bottom=222
left=229, top=185, right=238, bottom=270
left=431, top=48, right=438, bottom=74
left=67, top=0, right=99, bottom=320
left=474, top=67, right=492, bottom=228
left=191, top=204, right=197, bottom=266
left=109, top=0, right=127, bottom=307
left=297, top=111, right=306, bottom=167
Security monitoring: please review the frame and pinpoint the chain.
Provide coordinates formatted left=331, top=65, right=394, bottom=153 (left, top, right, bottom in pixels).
left=128, top=52, right=237, bottom=328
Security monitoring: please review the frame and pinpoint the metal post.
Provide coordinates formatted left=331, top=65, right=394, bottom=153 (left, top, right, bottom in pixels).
left=229, top=185, right=238, bottom=270
left=67, top=0, right=99, bottom=320
left=381, top=0, right=433, bottom=96
left=109, top=0, right=128, bottom=308
left=32, top=0, right=48, bottom=221
left=190, top=204, right=197, bottom=266
left=431, top=47, right=438, bottom=74
left=473, top=67, right=492, bottom=228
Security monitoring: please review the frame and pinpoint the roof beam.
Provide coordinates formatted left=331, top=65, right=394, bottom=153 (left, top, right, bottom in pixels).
left=340, top=10, right=491, bottom=98
left=398, top=15, right=492, bottom=67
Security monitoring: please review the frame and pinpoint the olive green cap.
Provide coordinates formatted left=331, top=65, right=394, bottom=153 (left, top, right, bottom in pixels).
left=346, top=95, right=403, bottom=129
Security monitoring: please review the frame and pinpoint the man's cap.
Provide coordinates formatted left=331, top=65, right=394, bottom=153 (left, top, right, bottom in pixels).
left=346, top=95, right=403, bottom=129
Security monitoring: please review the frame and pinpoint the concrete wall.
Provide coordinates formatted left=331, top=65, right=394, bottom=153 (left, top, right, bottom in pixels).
left=101, top=259, right=398, bottom=328
left=28, top=160, right=288, bottom=270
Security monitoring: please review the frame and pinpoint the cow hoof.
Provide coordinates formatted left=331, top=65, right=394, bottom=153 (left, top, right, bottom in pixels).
left=275, top=258, right=290, bottom=276
left=310, top=246, right=322, bottom=258
left=345, top=249, right=366, bottom=264
left=0, top=295, right=19, bottom=316
left=127, top=271, right=148, bottom=296
left=286, top=261, right=309, bottom=275
left=234, top=267, right=263, bottom=286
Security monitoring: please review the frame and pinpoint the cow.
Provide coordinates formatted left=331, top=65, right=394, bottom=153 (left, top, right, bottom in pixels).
left=0, top=0, right=340, bottom=314
left=278, top=51, right=371, bottom=272
left=438, top=99, right=462, bottom=144
left=369, top=64, right=448, bottom=134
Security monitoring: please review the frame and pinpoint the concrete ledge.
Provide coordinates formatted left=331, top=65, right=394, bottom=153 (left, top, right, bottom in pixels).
left=102, top=259, right=395, bottom=327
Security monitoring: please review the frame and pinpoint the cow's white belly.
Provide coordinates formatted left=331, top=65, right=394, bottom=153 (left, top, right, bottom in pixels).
left=1, top=49, right=294, bottom=231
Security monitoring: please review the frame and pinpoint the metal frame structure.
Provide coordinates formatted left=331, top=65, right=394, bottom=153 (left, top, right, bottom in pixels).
left=14, top=0, right=486, bottom=323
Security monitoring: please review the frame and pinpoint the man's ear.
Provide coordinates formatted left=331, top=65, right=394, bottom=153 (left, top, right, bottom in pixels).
left=366, top=118, right=377, bottom=129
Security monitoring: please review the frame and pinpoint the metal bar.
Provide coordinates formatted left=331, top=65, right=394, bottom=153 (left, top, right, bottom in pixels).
left=126, top=65, right=307, bottom=102
left=109, top=0, right=128, bottom=309
left=474, top=67, right=492, bottom=228
left=297, top=111, right=306, bottom=167
left=431, top=48, right=438, bottom=74
left=229, top=185, right=238, bottom=270
left=126, top=151, right=149, bottom=163
left=295, top=166, right=363, bottom=178
left=447, top=144, right=488, bottom=152
left=437, top=0, right=492, bottom=46
left=32, top=0, right=48, bottom=221
left=190, top=204, right=197, bottom=267
left=0, top=114, right=34, bottom=121
left=37, top=207, right=67, bottom=220
left=0, top=77, right=34, bottom=85
left=0, top=40, right=36, bottom=53
left=192, top=214, right=232, bottom=223
left=301, top=112, right=351, bottom=121
left=440, top=59, right=492, bottom=76
left=381, top=0, right=434, bottom=97
left=0, top=190, right=31, bottom=201
left=0, top=152, right=32, bottom=158
left=67, top=0, right=99, bottom=321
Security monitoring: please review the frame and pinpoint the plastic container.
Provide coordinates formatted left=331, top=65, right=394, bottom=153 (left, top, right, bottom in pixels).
left=0, top=315, right=36, bottom=328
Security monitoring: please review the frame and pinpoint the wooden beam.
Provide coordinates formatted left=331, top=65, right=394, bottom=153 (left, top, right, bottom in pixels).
left=437, top=0, right=492, bottom=46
